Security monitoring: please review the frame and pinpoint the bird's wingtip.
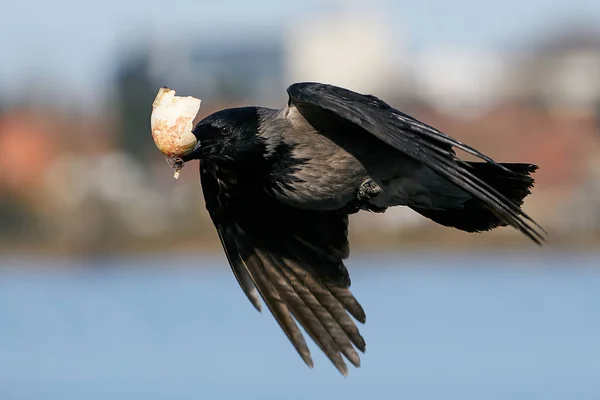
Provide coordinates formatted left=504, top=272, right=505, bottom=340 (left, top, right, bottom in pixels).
left=338, top=365, right=349, bottom=377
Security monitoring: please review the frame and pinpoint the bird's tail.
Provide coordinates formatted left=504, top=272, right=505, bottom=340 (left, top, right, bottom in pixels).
left=410, top=162, right=538, bottom=233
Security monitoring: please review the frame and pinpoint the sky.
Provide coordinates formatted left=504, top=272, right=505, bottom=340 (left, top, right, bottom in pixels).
left=2, top=0, right=600, bottom=109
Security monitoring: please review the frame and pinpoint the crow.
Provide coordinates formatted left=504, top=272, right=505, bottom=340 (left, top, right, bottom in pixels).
left=177, top=82, right=546, bottom=375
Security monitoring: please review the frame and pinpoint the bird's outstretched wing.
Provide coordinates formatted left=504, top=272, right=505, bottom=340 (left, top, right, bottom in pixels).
left=200, top=160, right=366, bottom=376
left=287, top=82, right=546, bottom=244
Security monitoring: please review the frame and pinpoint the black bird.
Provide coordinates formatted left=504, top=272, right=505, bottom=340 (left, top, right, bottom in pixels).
left=178, top=82, right=545, bottom=375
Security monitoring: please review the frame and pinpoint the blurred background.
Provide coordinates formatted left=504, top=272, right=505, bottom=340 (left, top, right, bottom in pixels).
left=1, top=0, right=599, bottom=399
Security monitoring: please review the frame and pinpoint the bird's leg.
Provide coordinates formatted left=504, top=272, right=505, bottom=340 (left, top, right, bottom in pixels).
left=343, top=179, right=386, bottom=214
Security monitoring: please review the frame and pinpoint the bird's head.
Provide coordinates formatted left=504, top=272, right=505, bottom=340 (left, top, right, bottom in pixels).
left=180, top=107, right=264, bottom=168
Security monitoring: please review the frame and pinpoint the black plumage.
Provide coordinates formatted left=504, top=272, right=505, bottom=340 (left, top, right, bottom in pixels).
left=177, top=82, right=546, bottom=375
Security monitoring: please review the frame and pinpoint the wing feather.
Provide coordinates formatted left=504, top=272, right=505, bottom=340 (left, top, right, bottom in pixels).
left=287, top=82, right=546, bottom=244
left=200, top=160, right=366, bottom=375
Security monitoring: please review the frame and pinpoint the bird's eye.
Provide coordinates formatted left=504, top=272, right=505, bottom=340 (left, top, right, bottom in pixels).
left=220, top=126, right=231, bottom=134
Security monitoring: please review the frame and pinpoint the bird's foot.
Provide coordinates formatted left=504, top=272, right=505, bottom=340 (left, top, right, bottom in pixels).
left=357, top=178, right=382, bottom=201
left=343, top=179, right=386, bottom=214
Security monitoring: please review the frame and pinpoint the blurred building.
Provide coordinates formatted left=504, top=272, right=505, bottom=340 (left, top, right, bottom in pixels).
left=147, top=38, right=285, bottom=106
left=283, top=6, right=402, bottom=97
left=509, top=28, right=600, bottom=113
left=411, top=47, right=510, bottom=118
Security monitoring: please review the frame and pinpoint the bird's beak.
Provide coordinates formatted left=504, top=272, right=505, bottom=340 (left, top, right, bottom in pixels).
left=190, top=140, right=202, bottom=154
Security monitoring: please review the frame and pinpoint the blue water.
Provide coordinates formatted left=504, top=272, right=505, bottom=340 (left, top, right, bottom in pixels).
left=0, top=252, right=599, bottom=400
